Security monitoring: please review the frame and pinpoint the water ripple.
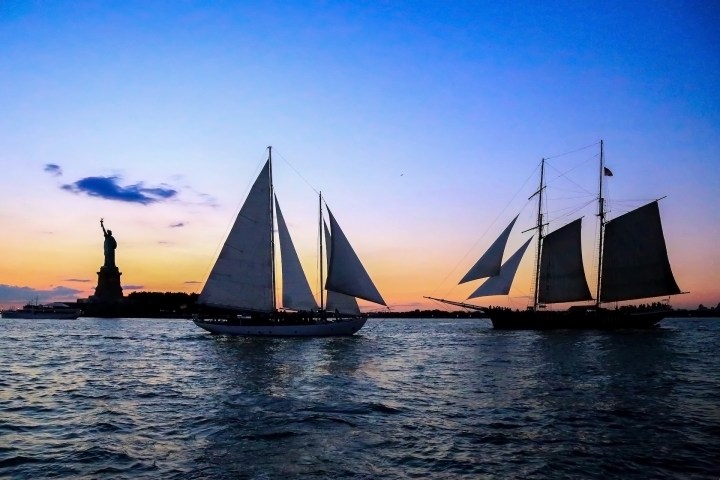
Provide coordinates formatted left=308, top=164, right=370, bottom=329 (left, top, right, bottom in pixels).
left=0, top=317, right=719, bottom=478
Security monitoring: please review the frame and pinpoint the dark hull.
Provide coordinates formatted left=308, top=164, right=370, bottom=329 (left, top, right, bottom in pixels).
left=488, top=309, right=668, bottom=330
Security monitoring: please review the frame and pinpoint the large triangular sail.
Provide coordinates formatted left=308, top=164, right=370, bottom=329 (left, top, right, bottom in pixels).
left=325, top=208, right=386, bottom=306
left=323, top=221, right=361, bottom=315
left=275, top=197, right=319, bottom=311
left=460, top=215, right=519, bottom=283
left=468, top=237, right=533, bottom=299
left=538, top=218, right=593, bottom=304
left=600, top=201, right=681, bottom=302
left=199, top=160, right=274, bottom=311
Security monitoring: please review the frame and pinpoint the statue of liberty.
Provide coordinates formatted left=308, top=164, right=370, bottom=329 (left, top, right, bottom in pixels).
left=100, top=218, right=117, bottom=268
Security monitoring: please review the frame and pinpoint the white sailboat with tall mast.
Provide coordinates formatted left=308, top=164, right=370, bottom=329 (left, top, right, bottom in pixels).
left=193, top=147, right=386, bottom=336
left=427, top=140, right=682, bottom=329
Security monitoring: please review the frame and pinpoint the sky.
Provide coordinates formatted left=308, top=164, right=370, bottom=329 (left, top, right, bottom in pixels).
left=1, top=1, right=718, bottom=311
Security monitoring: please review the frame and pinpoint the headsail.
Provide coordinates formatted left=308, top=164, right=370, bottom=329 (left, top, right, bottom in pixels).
left=538, top=218, right=593, bottom=304
left=325, top=208, right=386, bottom=306
left=460, top=215, right=519, bottom=283
left=323, top=221, right=361, bottom=315
left=199, top=160, right=274, bottom=312
left=275, top=197, right=319, bottom=311
left=600, top=201, right=681, bottom=302
left=468, top=237, right=533, bottom=299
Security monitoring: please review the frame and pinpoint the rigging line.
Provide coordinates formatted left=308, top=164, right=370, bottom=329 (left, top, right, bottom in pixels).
left=272, top=148, right=320, bottom=195
left=544, top=155, right=598, bottom=196
left=546, top=199, right=596, bottom=224
left=544, top=141, right=600, bottom=160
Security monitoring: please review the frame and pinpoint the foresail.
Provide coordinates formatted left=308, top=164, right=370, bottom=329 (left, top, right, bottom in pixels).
left=468, top=237, right=532, bottom=299
left=199, top=160, right=273, bottom=311
left=538, top=218, right=593, bottom=304
left=275, top=197, right=319, bottom=311
left=600, top=201, right=681, bottom=302
left=324, top=222, right=361, bottom=315
left=460, top=215, right=519, bottom=284
left=325, top=208, right=386, bottom=306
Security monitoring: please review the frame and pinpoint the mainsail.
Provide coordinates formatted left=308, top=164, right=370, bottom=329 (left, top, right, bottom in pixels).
left=323, top=222, right=361, bottom=315
left=538, top=218, right=593, bottom=304
left=460, top=215, right=519, bottom=283
left=325, top=208, right=386, bottom=306
left=600, top=201, right=681, bottom=302
left=198, top=160, right=274, bottom=312
left=468, top=237, right=533, bottom=298
left=275, top=197, right=319, bottom=311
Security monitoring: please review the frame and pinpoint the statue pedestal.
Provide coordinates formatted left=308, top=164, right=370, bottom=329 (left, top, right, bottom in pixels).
left=91, top=266, right=124, bottom=302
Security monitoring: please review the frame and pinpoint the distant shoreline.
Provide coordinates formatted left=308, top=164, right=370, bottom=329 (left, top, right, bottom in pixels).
left=7, top=291, right=718, bottom=319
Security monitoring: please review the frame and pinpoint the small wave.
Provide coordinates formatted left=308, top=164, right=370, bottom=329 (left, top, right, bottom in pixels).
left=295, top=414, right=357, bottom=427
left=65, top=445, right=135, bottom=464
left=0, top=455, right=44, bottom=468
left=367, top=402, right=402, bottom=414
left=303, top=402, right=402, bottom=416
left=242, top=430, right=298, bottom=441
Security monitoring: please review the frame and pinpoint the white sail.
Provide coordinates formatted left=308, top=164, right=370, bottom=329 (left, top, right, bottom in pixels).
left=468, top=237, right=532, bottom=299
left=538, top=218, right=593, bottom=304
left=199, top=160, right=274, bottom=311
left=325, top=208, right=386, bottom=306
left=323, top=221, right=361, bottom=315
left=275, top=197, right=319, bottom=311
left=600, top=201, right=681, bottom=302
left=460, top=215, right=519, bottom=283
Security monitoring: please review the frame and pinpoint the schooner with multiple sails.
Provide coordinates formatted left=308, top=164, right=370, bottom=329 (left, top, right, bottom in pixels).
left=428, top=140, right=682, bottom=329
left=193, top=147, right=386, bottom=336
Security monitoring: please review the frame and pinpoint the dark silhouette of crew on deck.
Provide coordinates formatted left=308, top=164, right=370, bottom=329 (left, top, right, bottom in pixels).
left=100, top=218, right=117, bottom=268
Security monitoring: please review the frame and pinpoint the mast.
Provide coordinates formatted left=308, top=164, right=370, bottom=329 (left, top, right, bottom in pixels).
left=319, top=191, right=324, bottom=311
left=596, top=140, right=605, bottom=307
left=532, top=158, right=546, bottom=310
left=268, top=146, right=277, bottom=311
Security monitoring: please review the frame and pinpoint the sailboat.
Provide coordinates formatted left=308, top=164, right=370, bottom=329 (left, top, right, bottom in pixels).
left=427, top=140, right=682, bottom=329
left=193, top=147, right=386, bottom=336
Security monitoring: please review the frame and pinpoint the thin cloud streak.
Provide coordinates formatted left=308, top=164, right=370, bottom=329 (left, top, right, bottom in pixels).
left=0, top=284, right=83, bottom=303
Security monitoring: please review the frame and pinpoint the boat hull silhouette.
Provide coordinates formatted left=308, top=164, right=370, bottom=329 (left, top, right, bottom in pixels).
left=488, top=308, right=667, bottom=330
left=193, top=317, right=367, bottom=337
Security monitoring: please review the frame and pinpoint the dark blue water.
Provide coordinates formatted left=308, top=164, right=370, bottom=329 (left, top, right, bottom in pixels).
left=1, top=317, right=718, bottom=479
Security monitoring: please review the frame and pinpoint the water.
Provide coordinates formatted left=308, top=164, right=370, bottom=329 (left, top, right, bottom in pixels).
left=1, top=317, right=719, bottom=479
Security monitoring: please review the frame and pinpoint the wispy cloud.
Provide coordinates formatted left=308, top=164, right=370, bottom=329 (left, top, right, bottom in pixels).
left=44, top=164, right=62, bottom=176
left=184, top=281, right=202, bottom=284
left=65, top=278, right=91, bottom=283
left=47, top=165, right=216, bottom=207
left=61, top=176, right=177, bottom=205
left=123, top=285, right=144, bottom=290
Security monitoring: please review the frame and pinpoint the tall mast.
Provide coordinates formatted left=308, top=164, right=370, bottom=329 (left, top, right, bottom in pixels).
left=319, top=191, right=324, bottom=311
left=595, top=139, right=605, bottom=307
left=268, top=146, right=277, bottom=311
left=532, top=158, right=546, bottom=310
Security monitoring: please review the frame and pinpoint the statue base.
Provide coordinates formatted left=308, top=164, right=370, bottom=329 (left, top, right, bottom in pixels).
left=91, top=266, right=124, bottom=303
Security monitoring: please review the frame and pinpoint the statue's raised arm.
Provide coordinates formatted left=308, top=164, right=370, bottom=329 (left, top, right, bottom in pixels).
left=100, top=219, right=117, bottom=268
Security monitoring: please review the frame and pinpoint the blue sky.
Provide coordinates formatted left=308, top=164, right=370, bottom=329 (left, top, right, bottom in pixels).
left=1, top=1, right=718, bottom=309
